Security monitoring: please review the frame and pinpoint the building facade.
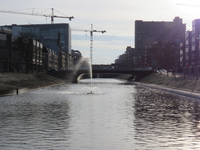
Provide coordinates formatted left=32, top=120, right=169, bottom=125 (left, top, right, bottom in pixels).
left=135, top=17, right=186, bottom=70
left=185, top=31, right=192, bottom=67
left=0, top=27, right=44, bottom=73
left=42, top=47, right=58, bottom=71
left=191, top=19, right=200, bottom=67
left=12, top=37, right=43, bottom=73
left=3, top=23, right=72, bottom=69
left=0, top=27, right=12, bottom=72
left=114, top=46, right=137, bottom=69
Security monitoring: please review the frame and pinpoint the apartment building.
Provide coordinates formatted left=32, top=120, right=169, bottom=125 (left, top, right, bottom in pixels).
left=135, top=17, right=186, bottom=70
left=3, top=23, right=72, bottom=70
left=0, top=27, right=44, bottom=73
left=191, top=19, right=200, bottom=67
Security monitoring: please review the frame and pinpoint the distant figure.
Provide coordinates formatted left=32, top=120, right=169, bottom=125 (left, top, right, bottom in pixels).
left=172, top=68, right=174, bottom=77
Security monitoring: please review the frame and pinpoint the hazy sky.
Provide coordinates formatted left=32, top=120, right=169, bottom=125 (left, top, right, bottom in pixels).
left=1, top=0, right=200, bottom=64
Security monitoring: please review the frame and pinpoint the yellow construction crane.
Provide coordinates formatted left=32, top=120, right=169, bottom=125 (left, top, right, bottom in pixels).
left=0, top=8, right=74, bottom=24
left=72, top=24, right=106, bottom=63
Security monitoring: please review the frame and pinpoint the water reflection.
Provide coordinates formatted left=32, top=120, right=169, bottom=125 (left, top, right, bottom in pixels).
left=0, top=93, right=71, bottom=149
left=0, top=79, right=200, bottom=149
left=134, top=87, right=200, bottom=149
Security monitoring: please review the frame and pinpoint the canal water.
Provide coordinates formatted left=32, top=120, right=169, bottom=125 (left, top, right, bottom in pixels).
left=0, top=78, right=200, bottom=150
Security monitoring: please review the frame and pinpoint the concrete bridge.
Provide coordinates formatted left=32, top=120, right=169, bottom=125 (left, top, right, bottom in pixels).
left=47, top=69, right=154, bottom=83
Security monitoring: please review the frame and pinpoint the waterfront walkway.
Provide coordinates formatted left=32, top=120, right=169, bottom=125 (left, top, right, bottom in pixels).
left=161, top=72, right=200, bottom=80
left=139, top=72, right=200, bottom=100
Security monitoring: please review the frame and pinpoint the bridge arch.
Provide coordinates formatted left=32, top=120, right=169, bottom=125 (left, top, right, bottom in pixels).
left=47, top=69, right=153, bottom=83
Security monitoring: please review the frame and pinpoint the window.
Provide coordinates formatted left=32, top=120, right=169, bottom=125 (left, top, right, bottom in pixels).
left=0, top=40, right=6, bottom=46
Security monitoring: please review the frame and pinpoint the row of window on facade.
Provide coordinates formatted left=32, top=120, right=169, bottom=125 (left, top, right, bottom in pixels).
left=0, top=32, right=69, bottom=73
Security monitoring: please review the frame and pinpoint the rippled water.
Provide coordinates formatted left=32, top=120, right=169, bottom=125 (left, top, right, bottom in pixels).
left=0, top=78, right=200, bottom=149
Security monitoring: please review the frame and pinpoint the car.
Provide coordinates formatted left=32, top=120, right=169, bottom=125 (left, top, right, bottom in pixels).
left=157, top=69, right=167, bottom=73
left=103, top=66, right=115, bottom=70
left=168, top=69, right=173, bottom=72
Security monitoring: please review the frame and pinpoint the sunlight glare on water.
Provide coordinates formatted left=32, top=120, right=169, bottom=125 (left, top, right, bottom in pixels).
left=0, top=78, right=200, bottom=149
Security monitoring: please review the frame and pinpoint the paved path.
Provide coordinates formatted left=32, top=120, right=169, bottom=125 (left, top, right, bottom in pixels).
left=134, top=82, right=200, bottom=100
left=160, top=72, right=200, bottom=80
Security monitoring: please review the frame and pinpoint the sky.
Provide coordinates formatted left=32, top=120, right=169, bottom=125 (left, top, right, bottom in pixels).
left=1, top=0, right=200, bottom=64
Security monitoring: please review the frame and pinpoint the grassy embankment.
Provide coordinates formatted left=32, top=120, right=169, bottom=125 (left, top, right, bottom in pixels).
left=0, top=73, right=65, bottom=91
left=139, top=73, right=200, bottom=93
left=1, top=72, right=199, bottom=94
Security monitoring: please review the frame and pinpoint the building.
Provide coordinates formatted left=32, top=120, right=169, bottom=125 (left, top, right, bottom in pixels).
left=0, top=27, right=12, bottom=72
left=191, top=19, right=200, bottom=67
left=114, top=46, right=137, bottom=69
left=3, top=23, right=72, bottom=69
left=125, top=46, right=137, bottom=68
left=0, top=27, right=44, bottom=73
left=42, top=47, right=58, bottom=71
left=58, top=50, right=67, bottom=70
left=11, top=37, right=43, bottom=73
left=185, top=31, right=192, bottom=67
left=135, top=17, right=186, bottom=70
left=179, top=19, right=200, bottom=73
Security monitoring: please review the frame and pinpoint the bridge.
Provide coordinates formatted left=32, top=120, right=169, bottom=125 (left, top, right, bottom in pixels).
left=47, top=69, right=153, bottom=83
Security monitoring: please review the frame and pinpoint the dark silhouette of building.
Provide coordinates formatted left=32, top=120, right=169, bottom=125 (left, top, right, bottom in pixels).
left=135, top=17, right=186, bottom=70
left=115, top=46, right=137, bottom=69
left=0, top=27, right=44, bottom=73
left=0, top=27, right=12, bottom=72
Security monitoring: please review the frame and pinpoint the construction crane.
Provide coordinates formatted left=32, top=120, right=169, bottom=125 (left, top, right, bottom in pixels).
left=72, top=24, right=106, bottom=64
left=0, top=8, right=74, bottom=24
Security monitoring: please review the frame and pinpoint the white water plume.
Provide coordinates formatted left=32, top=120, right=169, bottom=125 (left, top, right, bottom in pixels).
left=89, top=58, right=93, bottom=93
left=80, top=86, right=103, bottom=94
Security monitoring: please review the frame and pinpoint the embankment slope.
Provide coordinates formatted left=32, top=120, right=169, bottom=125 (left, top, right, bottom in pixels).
left=0, top=73, right=65, bottom=91
left=139, top=73, right=200, bottom=93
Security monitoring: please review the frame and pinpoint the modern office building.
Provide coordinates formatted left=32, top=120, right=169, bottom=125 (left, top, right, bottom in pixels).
left=3, top=23, right=72, bottom=69
left=135, top=17, right=186, bottom=70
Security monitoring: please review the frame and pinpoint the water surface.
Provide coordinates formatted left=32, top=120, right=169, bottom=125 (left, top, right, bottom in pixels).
left=0, top=78, right=200, bottom=149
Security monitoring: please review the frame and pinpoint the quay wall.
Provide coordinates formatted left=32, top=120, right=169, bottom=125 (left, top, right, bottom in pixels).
left=136, top=72, right=200, bottom=99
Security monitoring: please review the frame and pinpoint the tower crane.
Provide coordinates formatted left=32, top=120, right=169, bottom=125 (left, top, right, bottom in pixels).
left=72, top=24, right=106, bottom=64
left=0, top=8, right=74, bottom=24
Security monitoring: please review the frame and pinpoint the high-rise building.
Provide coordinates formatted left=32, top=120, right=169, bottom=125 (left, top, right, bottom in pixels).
left=135, top=17, right=185, bottom=70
